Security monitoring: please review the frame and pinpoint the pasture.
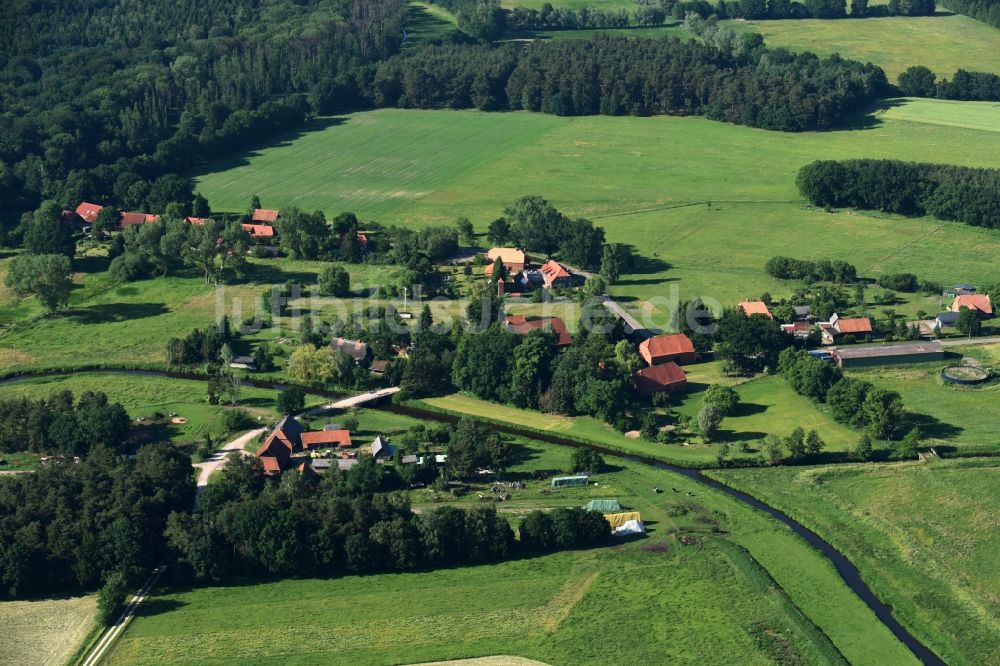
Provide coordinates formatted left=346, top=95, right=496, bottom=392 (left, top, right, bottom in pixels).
left=0, top=594, right=96, bottom=666
left=711, top=459, right=1000, bottom=666
left=0, top=373, right=281, bottom=445
left=730, top=14, right=1000, bottom=80
left=105, top=452, right=915, bottom=665
left=193, top=102, right=1000, bottom=312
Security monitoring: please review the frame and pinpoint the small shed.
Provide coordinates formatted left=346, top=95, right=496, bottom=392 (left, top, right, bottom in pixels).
left=551, top=475, right=589, bottom=488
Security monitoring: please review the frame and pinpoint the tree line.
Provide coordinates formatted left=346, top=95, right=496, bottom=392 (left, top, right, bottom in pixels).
left=778, top=349, right=906, bottom=442
left=797, top=159, right=1000, bottom=229
left=898, top=66, right=1000, bottom=102
left=373, top=33, right=888, bottom=131
left=165, top=452, right=611, bottom=583
left=764, top=256, right=858, bottom=283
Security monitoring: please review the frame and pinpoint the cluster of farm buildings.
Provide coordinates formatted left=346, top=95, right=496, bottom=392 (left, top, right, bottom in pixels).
left=69, top=201, right=283, bottom=241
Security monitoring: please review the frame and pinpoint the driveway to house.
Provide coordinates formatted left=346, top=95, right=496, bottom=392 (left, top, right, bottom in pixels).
left=193, top=428, right=266, bottom=488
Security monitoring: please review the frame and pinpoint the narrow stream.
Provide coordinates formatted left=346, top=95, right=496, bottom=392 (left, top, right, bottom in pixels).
left=0, top=369, right=945, bottom=664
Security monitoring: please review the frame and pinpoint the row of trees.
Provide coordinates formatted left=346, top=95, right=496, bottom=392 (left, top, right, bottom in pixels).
left=0, top=444, right=194, bottom=597
left=779, top=349, right=906, bottom=439
left=797, top=159, right=1000, bottom=229
left=938, top=0, right=1000, bottom=28
left=898, top=66, right=1000, bottom=102
left=373, top=33, right=888, bottom=131
left=0, top=390, right=130, bottom=456
left=166, top=453, right=610, bottom=582
left=702, top=0, right=933, bottom=19
left=507, top=7, right=634, bottom=31
left=764, top=256, right=858, bottom=283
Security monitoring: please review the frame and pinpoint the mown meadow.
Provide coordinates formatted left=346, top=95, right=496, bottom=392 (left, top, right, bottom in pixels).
left=710, top=458, right=1000, bottom=666
left=105, top=447, right=917, bottom=665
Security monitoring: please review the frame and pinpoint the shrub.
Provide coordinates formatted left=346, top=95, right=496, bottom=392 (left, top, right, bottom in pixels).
left=221, top=409, right=251, bottom=431
left=96, top=572, right=129, bottom=627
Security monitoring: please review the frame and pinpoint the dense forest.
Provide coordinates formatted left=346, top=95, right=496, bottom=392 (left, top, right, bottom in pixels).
left=797, top=159, right=1000, bottom=229
left=373, top=34, right=888, bottom=131
left=0, top=443, right=194, bottom=597
left=939, top=0, right=1000, bottom=28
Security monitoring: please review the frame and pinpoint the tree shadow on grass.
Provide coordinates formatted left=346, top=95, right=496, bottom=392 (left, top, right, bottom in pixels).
left=235, top=262, right=320, bottom=287
left=74, top=255, right=110, bottom=274
left=133, top=598, right=188, bottom=618
left=715, top=429, right=767, bottom=443
left=63, top=302, right=168, bottom=324
left=831, top=98, right=908, bottom=132
left=904, top=411, right=963, bottom=440
left=190, top=117, right=348, bottom=178
left=729, top=402, right=767, bottom=417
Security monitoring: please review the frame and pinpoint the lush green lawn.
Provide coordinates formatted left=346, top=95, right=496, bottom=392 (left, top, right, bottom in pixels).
left=710, top=459, right=1000, bottom=666
left=1, top=373, right=280, bottom=445
left=728, top=13, right=1000, bottom=80
left=193, top=103, right=1000, bottom=314
left=405, top=1, right=456, bottom=46
left=416, top=369, right=864, bottom=466
left=844, top=348, right=1000, bottom=454
left=107, top=452, right=915, bottom=665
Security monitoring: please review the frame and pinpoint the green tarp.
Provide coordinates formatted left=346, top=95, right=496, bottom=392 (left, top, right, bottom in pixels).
left=551, top=475, right=589, bottom=487
left=584, top=499, right=623, bottom=512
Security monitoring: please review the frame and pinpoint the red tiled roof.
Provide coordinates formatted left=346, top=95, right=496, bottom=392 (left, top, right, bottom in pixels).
left=631, top=362, right=687, bottom=393
left=185, top=216, right=211, bottom=225
left=504, top=315, right=573, bottom=347
left=738, top=301, right=773, bottom=318
left=300, top=430, right=352, bottom=449
left=952, top=294, right=992, bottom=315
left=75, top=202, right=103, bottom=223
left=260, top=456, right=283, bottom=474
left=120, top=212, right=159, bottom=227
left=252, top=209, right=280, bottom=223
left=241, top=223, right=275, bottom=238
left=486, top=248, right=525, bottom=268
left=835, top=317, right=873, bottom=334
left=539, top=259, right=571, bottom=286
left=639, top=334, right=695, bottom=364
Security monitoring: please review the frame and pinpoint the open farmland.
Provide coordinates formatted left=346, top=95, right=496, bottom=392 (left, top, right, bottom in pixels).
left=0, top=595, right=96, bottom=666
left=711, top=459, right=1000, bottom=666
left=105, top=454, right=916, bottom=665
left=730, top=13, right=1000, bottom=80
left=194, top=101, right=1000, bottom=311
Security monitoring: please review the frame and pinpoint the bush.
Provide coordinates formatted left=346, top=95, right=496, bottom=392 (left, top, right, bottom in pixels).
left=702, top=385, right=740, bottom=416
left=877, top=273, right=919, bottom=292
left=221, top=409, right=251, bottom=431
left=276, top=387, right=306, bottom=415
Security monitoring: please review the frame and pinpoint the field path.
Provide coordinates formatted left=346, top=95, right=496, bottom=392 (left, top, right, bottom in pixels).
left=193, top=428, right=266, bottom=488
left=81, top=567, right=164, bottom=666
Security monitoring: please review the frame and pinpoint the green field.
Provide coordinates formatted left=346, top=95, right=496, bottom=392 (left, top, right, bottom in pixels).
left=1, top=373, right=281, bottom=445
left=193, top=101, right=1000, bottom=314
left=844, top=344, right=1000, bottom=453
left=730, top=14, right=1000, bottom=80
left=107, top=449, right=916, bottom=665
left=710, top=459, right=1000, bottom=666
left=0, top=594, right=96, bottom=666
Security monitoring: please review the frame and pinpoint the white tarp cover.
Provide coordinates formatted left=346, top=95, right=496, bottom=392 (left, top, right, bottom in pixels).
left=613, top=519, right=645, bottom=536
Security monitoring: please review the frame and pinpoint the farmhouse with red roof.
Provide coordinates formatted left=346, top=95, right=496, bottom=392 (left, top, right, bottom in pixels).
left=737, top=300, right=773, bottom=318
left=951, top=294, right=993, bottom=317
left=819, top=313, right=874, bottom=344
left=630, top=362, right=688, bottom=396
left=638, top=333, right=698, bottom=366
left=252, top=209, right=280, bottom=223
left=503, top=315, right=573, bottom=347
left=75, top=202, right=104, bottom=223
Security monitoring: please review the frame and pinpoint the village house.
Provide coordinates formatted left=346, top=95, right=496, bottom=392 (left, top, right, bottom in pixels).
left=819, top=313, right=873, bottom=344
left=502, top=315, right=573, bottom=347
left=255, top=415, right=354, bottom=474
left=75, top=202, right=104, bottom=223
left=120, top=211, right=160, bottom=227
left=539, top=259, right=583, bottom=289
left=943, top=284, right=977, bottom=297
left=370, top=435, right=396, bottom=460
left=630, top=362, right=688, bottom=396
left=241, top=223, right=276, bottom=241
left=780, top=321, right=812, bottom=340
left=331, top=337, right=369, bottom=363
left=951, top=294, right=993, bottom=318
left=486, top=247, right=526, bottom=273
left=638, top=333, right=698, bottom=366
left=737, top=300, right=773, bottom=318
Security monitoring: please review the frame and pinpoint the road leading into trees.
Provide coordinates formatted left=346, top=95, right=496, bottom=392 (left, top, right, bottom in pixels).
left=193, top=428, right=267, bottom=488
left=383, top=402, right=945, bottom=666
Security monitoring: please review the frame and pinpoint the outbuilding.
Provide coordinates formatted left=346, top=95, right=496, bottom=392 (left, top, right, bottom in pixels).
left=831, top=340, right=945, bottom=368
